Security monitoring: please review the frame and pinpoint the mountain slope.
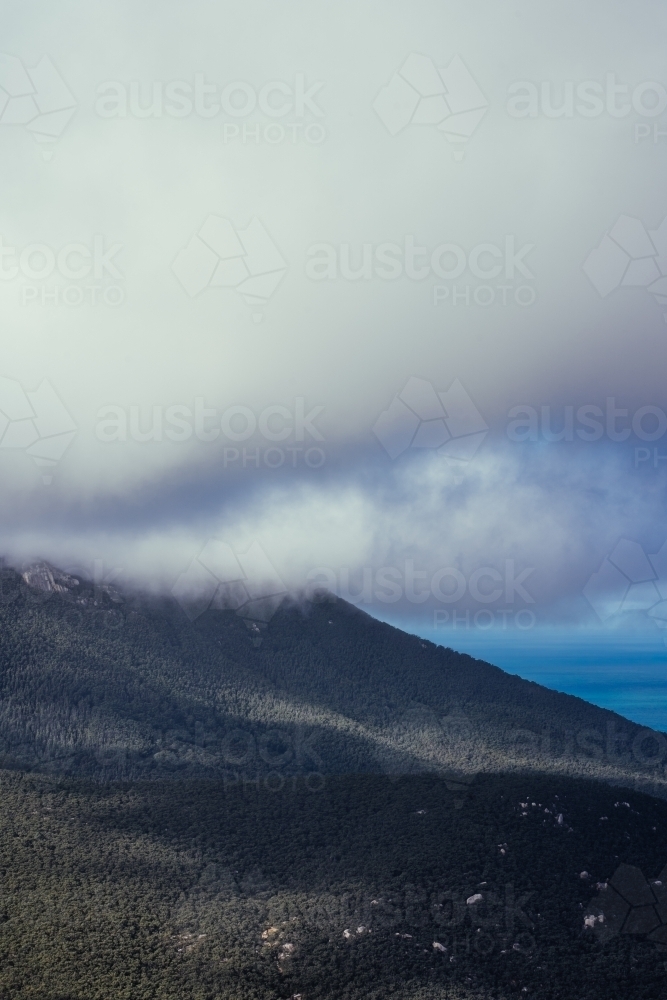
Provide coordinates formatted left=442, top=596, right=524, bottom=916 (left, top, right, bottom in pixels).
left=0, top=563, right=663, bottom=801
left=1, top=564, right=666, bottom=999
left=0, top=769, right=665, bottom=999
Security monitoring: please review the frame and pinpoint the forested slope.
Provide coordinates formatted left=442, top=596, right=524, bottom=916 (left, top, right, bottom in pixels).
left=0, top=769, right=665, bottom=999
left=0, top=564, right=663, bottom=802
left=0, top=565, right=666, bottom=998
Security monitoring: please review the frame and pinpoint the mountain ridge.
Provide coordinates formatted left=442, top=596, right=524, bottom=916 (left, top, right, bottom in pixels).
left=0, top=561, right=666, bottom=997
left=0, top=560, right=663, bottom=801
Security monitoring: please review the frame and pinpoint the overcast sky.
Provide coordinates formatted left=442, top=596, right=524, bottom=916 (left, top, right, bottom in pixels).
left=1, top=1, right=666, bottom=637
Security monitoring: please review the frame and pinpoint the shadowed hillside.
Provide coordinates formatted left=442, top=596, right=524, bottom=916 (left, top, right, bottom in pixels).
left=0, top=769, right=665, bottom=999
left=0, top=563, right=663, bottom=802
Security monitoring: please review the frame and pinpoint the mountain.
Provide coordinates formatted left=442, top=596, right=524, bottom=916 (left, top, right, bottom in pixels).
left=0, top=769, right=666, bottom=999
left=1, top=562, right=667, bottom=999
left=0, top=562, right=663, bottom=800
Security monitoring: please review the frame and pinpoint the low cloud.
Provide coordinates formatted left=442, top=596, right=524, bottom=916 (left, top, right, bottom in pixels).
left=1, top=442, right=663, bottom=631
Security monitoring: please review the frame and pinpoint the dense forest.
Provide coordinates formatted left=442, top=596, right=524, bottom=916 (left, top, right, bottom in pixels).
left=0, top=769, right=665, bottom=999
left=0, top=564, right=663, bottom=799
left=0, top=563, right=665, bottom=998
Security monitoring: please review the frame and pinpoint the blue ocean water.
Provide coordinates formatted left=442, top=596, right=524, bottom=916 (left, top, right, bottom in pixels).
left=385, top=620, right=667, bottom=733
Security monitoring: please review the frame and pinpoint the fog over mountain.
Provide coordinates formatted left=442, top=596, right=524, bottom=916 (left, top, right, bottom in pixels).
left=0, top=1, right=666, bottom=640
left=2, top=7, right=667, bottom=997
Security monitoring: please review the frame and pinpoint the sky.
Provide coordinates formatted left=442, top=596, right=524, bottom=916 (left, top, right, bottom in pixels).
left=0, top=1, right=666, bottom=725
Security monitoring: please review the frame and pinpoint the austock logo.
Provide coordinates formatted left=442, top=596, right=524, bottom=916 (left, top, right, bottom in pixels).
left=172, top=215, right=287, bottom=322
left=172, top=538, right=287, bottom=643
left=583, top=538, right=667, bottom=644
left=584, top=860, right=667, bottom=949
left=178, top=875, right=534, bottom=968
left=304, top=236, right=536, bottom=308
left=216, top=723, right=325, bottom=794
left=583, top=214, right=667, bottom=319
left=0, top=53, right=76, bottom=158
left=373, top=376, right=488, bottom=468
left=314, top=880, right=536, bottom=957
left=373, top=702, right=479, bottom=802
left=507, top=75, right=667, bottom=122
left=0, top=234, right=125, bottom=307
left=94, top=73, right=326, bottom=146
left=0, top=376, right=76, bottom=483
left=511, top=720, right=667, bottom=774
left=306, top=560, right=536, bottom=634
left=374, top=52, right=488, bottom=160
